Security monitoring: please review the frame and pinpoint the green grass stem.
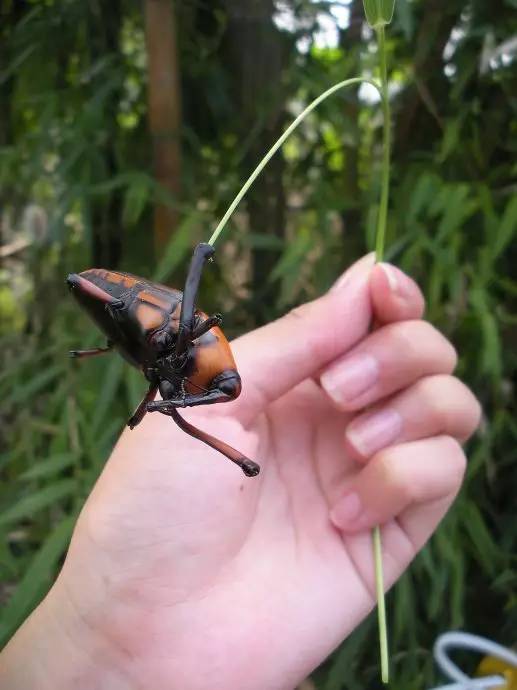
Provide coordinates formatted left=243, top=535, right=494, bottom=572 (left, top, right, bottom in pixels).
left=374, top=524, right=389, bottom=683
left=208, top=77, right=381, bottom=247
left=375, top=24, right=391, bottom=262
left=373, top=22, right=392, bottom=685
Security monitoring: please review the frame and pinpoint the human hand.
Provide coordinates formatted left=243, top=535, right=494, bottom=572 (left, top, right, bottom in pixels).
left=0, top=255, right=480, bottom=690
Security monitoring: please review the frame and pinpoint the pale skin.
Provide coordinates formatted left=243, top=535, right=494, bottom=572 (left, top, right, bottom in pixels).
left=0, top=255, right=481, bottom=690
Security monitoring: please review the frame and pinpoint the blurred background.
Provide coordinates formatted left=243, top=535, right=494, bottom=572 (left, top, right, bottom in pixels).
left=0, top=0, right=516, bottom=687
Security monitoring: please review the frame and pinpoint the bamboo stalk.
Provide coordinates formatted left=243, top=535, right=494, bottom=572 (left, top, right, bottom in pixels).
left=144, top=0, right=182, bottom=255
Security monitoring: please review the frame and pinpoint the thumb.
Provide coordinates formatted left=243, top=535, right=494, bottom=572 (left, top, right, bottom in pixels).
left=232, top=254, right=375, bottom=420
left=370, top=262, right=425, bottom=324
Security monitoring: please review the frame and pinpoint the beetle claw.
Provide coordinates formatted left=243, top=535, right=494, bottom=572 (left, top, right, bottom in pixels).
left=241, top=460, right=260, bottom=477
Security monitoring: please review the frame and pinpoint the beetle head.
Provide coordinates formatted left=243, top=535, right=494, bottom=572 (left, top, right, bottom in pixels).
left=211, top=369, right=242, bottom=399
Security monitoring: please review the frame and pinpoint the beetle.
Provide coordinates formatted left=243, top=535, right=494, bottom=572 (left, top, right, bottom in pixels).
left=67, top=242, right=260, bottom=477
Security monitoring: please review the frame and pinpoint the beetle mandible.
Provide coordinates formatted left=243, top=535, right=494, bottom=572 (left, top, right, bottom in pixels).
left=67, top=242, right=260, bottom=477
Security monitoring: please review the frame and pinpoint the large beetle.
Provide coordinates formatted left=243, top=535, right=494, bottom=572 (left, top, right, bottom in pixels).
left=67, top=243, right=260, bottom=477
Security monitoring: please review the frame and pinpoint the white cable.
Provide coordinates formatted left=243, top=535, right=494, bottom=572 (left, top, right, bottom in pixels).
left=430, top=679, right=505, bottom=690
left=429, top=631, right=517, bottom=690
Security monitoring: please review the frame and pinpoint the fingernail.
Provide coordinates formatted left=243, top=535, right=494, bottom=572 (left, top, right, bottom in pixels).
left=346, top=409, right=402, bottom=457
left=379, top=263, right=398, bottom=290
left=332, top=253, right=375, bottom=292
left=321, top=353, right=379, bottom=407
left=330, top=491, right=363, bottom=529
left=379, top=263, right=414, bottom=299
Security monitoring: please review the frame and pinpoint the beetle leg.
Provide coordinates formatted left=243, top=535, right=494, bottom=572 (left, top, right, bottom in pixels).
left=127, top=384, right=158, bottom=429
left=191, top=313, right=222, bottom=340
left=176, top=243, right=215, bottom=357
left=69, top=341, right=113, bottom=359
left=146, top=389, right=231, bottom=412
left=166, top=408, right=260, bottom=477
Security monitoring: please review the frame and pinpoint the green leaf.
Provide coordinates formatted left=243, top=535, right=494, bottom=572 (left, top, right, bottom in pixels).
left=461, top=500, right=501, bottom=576
left=0, top=45, right=37, bottom=86
left=469, top=287, right=502, bottom=380
left=153, top=212, right=202, bottom=283
left=436, top=184, right=477, bottom=242
left=438, top=119, right=461, bottom=163
left=126, top=366, right=146, bottom=410
left=91, top=357, right=125, bottom=434
left=8, top=365, right=63, bottom=405
left=362, top=0, right=396, bottom=28
left=0, top=480, right=77, bottom=527
left=245, top=233, right=285, bottom=250
left=268, top=228, right=312, bottom=306
left=492, top=195, right=517, bottom=260
left=0, top=514, right=75, bottom=645
left=406, top=173, right=436, bottom=223
left=395, top=0, right=413, bottom=40
left=325, top=617, right=373, bottom=690
left=122, top=172, right=151, bottom=226
left=19, top=453, right=76, bottom=481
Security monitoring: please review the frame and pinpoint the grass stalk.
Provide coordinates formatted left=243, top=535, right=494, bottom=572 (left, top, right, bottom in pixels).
left=375, top=24, right=391, bottom=262
left=373, top=22, right=392, bottom=685
left=208, top=78, right=381, bottom=247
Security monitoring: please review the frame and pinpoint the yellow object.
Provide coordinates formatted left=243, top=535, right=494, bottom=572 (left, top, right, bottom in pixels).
left=477, top=655, right=517, bottom=690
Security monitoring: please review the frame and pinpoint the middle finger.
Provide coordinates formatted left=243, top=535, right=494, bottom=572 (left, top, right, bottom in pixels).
left=344, top=374, right=481, bottom=462
left=320, top=319, right=457, bottom=411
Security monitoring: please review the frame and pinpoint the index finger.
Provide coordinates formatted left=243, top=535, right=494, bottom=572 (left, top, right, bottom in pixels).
left=230, top=257, right=425, bottom=424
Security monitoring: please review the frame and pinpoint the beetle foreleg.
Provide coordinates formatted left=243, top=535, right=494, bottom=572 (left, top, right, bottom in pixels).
left=146, top=389, right=231, bottom=413
left=69, top=342, right=113, bottom=359
left=127, top=384, right=159, bottom=429
left=167, top=408, right=260, bottom=477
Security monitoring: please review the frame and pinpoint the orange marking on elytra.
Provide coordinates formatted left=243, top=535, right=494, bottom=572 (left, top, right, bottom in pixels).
left=136, top=303, right=165, bottom=332
left=139, top=290, right=170, bottom=310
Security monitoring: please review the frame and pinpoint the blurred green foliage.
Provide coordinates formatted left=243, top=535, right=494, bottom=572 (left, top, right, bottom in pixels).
left=1, top=0, right=516, bottom=687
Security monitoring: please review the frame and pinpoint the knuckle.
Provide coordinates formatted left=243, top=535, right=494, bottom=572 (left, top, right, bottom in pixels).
left=412, top=374, right=447, bottom=418
left=374, top=435, right=467, bottom=504
left=384, top=319, right=433, bottom=354
left=393, top=320, right=458, bottom=372
left=424, top=325, right=458, bottom=372
left=443, top=339, right=458, bottom=373
left=415, top=375, right=482, bottom=439
left=416, top=374, right=457, bottom=418
left=441, top=435, right=467, bottom=483
left=448, top=379, right=482, bottom=438
left=470, top=397, right=483, bottom=435
left=376, top=448, right=415, bottom=503
left=287, top=302, right=311, bottom=322
left=286, top=297, right=334, bottom=361
left=460, top=386, right=483, bottom=437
